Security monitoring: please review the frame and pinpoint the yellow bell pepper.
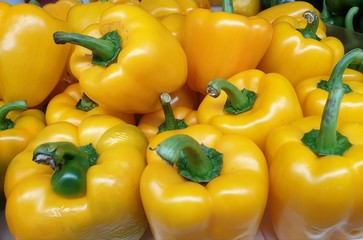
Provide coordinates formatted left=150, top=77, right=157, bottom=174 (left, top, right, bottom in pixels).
left=45, top=83, right=135, bottom=126
left=197, top=69, right=303, bottom=150
left=4, top=114, right=148, bottom=239
left=138, top=92, right=198, bottom=140
left=296, top=67, right=363, bottom=124
left=0, top=100, right=45, bottom=209
left=182, top=0, right=273, bottom=95
left=256, top=1, right=326, bottom=31
left=139, top=0, right=199, bottom=17
left=257, top=10, right=344, bottom=87
left=54, top=4, right=187, bottom=114
left=158, top=13, right=186, bottom=44
left=265, top=48, right=363, bottom=239
left=207, top=0, right=260, bottom=16
left=141, top=124, right=269, bottom=239
left=0, top=3, right=72, bottom=107
left=43, top=0, right=81, bottom=22
left=66, top=0, right=116, bottom=34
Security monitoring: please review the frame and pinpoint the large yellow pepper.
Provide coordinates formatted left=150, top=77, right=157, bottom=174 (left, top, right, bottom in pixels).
left=265, top=49, right=363, bottom=239
left=141, top=124, right=269, bottom=239
left=45, top=83, right=135, bottom=126
left=0, top=3, right=72, bottom=107
left=4, top=114, right=148, bottom=239
left=197, top=69, right=303, bottom=150
left=182, top=0, right=273, bottom=95
left=54, top=4, right=187, bottom=114
left=257, top=10, right=344, bottom=87
left=0, top=100, right=45, bottom=209
left=296, top=67, right=363, bottom=124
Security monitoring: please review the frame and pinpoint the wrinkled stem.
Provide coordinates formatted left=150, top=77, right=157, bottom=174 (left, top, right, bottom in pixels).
left=160, top=93, right=178, bottom=130
left=297, top=10, right=321, bottom=41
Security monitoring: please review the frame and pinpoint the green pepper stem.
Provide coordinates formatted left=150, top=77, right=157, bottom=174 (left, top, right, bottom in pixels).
left=0, top=100, right=27, bottom=130
left=222, top=0, right=234, bottom=13
left=302, top=48, right=363, bottom=156
left=297, top=10, right=321, bottom=41
left=316, top=49, right=363, bottom=151
left=207, top=78, right=256, bottom=114
left=76, top=93, right=98, bottom=112
left=33, top=142, right=98, bottom=198
left=345, top=6, right=360, bottom=31
left=160, top=93, right=178, bottom=130
left=156, top=134, right=222, bottom=182
left=53, top=30, right=121, bottom=67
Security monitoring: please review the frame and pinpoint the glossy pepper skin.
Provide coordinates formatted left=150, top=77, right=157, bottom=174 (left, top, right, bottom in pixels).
left=296, top=68, right=363, bottom=124
left=45, top=83, right=135, bottom=126
left=66, top=0, right=116, bottom=34
left=182, top=1, right=273, bottom=95
left=265, top=48, right=363, bottom=239
left=0, top=100, right=45, bottom=209
left=55, top=4, right=187, bottom=114
left=4, top=114, right=148, bottom=239
left=256, top=1, right=326, bottom=31
left=233, top=0, right=261, bottom=16
left=139, top=0, right=200, bottom=17
left=141, top=124, right=269, bottom=239
left=43, top=0, right=81, bottom=21
left=197, top=69, right=303, bottom=150
left=0, top=3, right=72, bottom=107
left=257, top=10, right=344, bottom=87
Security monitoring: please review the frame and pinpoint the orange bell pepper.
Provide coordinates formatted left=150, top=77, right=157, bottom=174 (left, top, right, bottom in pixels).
left=138, top=93, right=198, bottom=140
left=182, top=0, right=273, bottom=95
left=257, top=10, right=344, bottom=87
left=141, top=124, right=269, bottom=239
left=197, top=69, right=303, bottom=150
left=45, top=83, right=135, bottom=126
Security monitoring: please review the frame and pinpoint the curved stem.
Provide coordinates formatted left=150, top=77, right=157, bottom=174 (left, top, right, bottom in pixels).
left=345, top=6, right=360, bottom=31
left=222, top=0, right=234, bottom=13
left=207, top=78, right=257, bottom=114
left=297, top=10, right=321, bottom=41
left=156, top=134, right=223, bottom=182
left=33, top=142, right=99, bottom=197
left=53, top=30, right=121, bottom=67
left=0, top=100, right=27, bottom=130
left=302, top=48, right=363, bottom=156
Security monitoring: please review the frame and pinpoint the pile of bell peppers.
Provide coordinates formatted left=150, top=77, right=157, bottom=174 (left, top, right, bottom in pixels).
left=0, top=0, right=363, bottom=239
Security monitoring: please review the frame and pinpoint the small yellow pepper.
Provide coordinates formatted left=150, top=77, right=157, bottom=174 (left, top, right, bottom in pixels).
left=265, top=49, right=363, bottom=239
left=257, top=10, right=344, bottom=87
left=5, top=114, right=148, bottom=239
left=55, top=4, right=187, bottom=114
left=256, top=1, right=326, bottom=31
left=138, top=93, right=198, bottom=140
left=141, top=124, right=269, bottom=239
left=182, top=0, right=273, bottom=95
left=233, top=0, right=261, bottom=16
left=197, top=69, right=303, bottom=150
left=139, top=0, right=199, bottom=17
left=0, top=3, right=72, bottom=107
left=45, top=83, right=135, bottom=126
left=296, top=67, right=363, bottom=124
left=43, top=0, right=81, bottom=22
left=0, top=100, right=45, bottom=209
